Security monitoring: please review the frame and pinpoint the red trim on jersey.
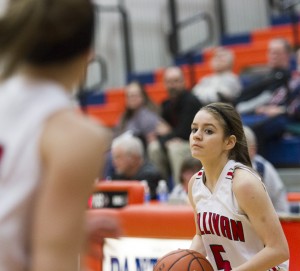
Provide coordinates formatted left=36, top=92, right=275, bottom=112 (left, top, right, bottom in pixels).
left=227, top=171, right=233, bottom=178
left=197, top=171, right=203, bottom=176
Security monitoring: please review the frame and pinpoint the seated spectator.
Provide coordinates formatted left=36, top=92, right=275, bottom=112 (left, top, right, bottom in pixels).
left=110, top=133, right=161, bottom=200
left=114, top=80, right=162, bottom=146
left=244, top=126, right=289, bottom=213
left=103, top=81, right=166, bottom=179
left=192, top=47, right=241, bottom=105
left=296, top=47, right=300, bottom=74
left=147, top=66, right=202, bottom=186
left=236, top=37, right=292, bottom=114
left=168, top=157, right=202, bottom=204
left=236, top=38, right=300, bottom=155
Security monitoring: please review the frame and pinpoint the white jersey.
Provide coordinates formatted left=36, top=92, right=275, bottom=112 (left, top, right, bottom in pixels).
left=0, top=75, right=72, bottom=271
left=192, top=160, right=283, bottom=271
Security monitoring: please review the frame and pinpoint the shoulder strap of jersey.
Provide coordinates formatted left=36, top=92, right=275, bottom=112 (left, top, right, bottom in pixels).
left=233, top=162, right=262, bottom=182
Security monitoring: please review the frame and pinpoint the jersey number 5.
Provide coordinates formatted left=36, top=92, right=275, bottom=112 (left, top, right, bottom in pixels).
left=210, top=244, right=232, bottom=271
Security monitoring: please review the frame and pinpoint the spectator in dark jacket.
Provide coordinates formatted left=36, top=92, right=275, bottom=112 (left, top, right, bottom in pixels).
left=148, top=66, right=202, bottom=186
left=236, top=38, right=300, bottom=155
left=236, top=38, right=292, bottom=114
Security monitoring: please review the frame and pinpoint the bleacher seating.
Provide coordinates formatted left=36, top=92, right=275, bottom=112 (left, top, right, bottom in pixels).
left=84, top=21, right=300, bottom=167
left=265, top=136, right=300, bottom=167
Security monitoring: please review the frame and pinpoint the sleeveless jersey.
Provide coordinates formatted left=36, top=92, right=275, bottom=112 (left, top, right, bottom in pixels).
left=0, top=75, right=72, bottom=271
left=192, top=160, right=281, bottom=271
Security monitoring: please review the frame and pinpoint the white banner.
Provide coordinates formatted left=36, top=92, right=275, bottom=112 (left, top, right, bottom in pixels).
left=103, top=237, right=191, bottom=271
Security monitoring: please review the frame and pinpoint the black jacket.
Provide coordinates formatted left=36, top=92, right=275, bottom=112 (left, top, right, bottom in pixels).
left=112, top=161, right=162, bottom=199
left=235, top=67, right=291, bottom=104
left=159, top=90, right=202, bottom=146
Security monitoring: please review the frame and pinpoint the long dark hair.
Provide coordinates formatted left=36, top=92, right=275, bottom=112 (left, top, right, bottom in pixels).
left=203, top=102, right=252, bottom=167
left=0, top=0, right=95, bottom=78
left=119, top=80, right=158, bottom=130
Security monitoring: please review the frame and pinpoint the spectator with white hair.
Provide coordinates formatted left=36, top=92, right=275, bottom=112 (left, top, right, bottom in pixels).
left=243, top=126, right=289, bottom=213
left=110, top=133, right=162, bottom=199
left=192, top=46, right=242, bottom=105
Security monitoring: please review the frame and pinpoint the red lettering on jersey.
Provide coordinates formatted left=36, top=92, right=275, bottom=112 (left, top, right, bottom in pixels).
left=231, top=219, right=245, bottom=242
left=198, top=212, right=245, bottom=242
left=208, top=212, right=215, bottom=234
left=212, top=213, right=221, bottom=236
left=203, top=212, right=211, bottom=234
left=220, top=216, right=232, bottom=240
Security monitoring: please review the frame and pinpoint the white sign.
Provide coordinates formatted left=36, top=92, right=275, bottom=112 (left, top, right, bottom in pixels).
left=103, top=237, right=191, bottom=271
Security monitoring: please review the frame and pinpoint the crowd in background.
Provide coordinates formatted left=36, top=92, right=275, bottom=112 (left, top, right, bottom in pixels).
left=97, top=36, right=300, bottom=213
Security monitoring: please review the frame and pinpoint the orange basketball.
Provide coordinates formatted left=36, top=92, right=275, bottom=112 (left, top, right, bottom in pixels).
left=153, top=249, right=213, bottom=271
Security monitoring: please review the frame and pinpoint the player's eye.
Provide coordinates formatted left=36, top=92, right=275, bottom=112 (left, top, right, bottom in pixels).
left=204, top=129, right=213, bottom=135
left=191, top=127, right=198, bottom=133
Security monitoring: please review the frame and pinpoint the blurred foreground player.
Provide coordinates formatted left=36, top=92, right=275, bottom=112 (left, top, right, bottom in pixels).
left=0, top=1, right=120, bottom=271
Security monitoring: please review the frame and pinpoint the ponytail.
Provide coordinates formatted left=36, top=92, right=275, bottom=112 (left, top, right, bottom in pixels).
left=233, top=133, right=252, bottom=167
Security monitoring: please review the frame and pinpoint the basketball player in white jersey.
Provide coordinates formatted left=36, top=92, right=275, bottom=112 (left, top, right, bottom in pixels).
left=188, top=103, right=289, bottom=270
left=0, top=1, right=120, bottom=271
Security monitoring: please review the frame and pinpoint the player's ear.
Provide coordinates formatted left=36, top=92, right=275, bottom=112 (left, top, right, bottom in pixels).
left=224, top=135, right=236, bottom=151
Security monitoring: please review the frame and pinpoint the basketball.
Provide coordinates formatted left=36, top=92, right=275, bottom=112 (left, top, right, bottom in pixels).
left=153, top=249, right=213, bottom=271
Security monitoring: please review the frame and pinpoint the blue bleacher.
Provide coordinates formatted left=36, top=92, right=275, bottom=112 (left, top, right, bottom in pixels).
left=78, top=88, right=106, bottom=107
left=221, top=33, right=251, bottom=46
left=126, top=72, right=155, bottom=85
left=265, top=136, right=300, bottom=167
